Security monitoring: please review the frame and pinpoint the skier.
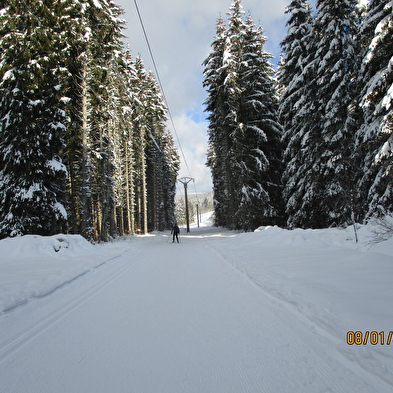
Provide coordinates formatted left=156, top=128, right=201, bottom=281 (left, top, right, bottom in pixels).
left=171, top=224, right=180, bottom=243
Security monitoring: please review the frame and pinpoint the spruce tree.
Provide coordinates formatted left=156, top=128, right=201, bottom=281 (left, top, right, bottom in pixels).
left=84, top=0, right=125, bottom=241
left=282, top=0, right=360, bottom=228
left=279, top=1, right=315, bottom=227
left=278, top=0, right=313, bottom=97
left=160, top=129, right=180, bottom=230
left=203, top=17, right=229, bottom=227
left=232, top=16, right=285, bottom=229
left=131, top=56, right=149, bottom=234
left=220, top=0, right=246, bottom=229
left=0, top=0, right=69, bottom=238
left=62, top=0, right=95, bottom=239
left=204, top=0, right=284, bottom=231
left=144, top=70, right=179, bottom=232
left=113, top=49, right=137, bottom=235
left=356, top=0, right=393, bottom=218
left=313, top=0, right=360, bottom=228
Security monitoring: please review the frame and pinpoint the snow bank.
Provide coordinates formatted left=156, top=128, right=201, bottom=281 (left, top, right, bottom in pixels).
left=0, top=234, right=132, bottom=313
left=0, top=234, right=93, bottom=258
left=213, top=224, right=393, bottom=335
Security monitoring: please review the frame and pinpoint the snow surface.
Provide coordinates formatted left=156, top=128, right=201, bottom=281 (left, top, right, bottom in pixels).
left=0, top=213, right=392, bottom=392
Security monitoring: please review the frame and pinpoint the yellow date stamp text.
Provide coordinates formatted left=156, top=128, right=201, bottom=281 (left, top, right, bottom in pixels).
left=347, top=331, right=393, bottom=345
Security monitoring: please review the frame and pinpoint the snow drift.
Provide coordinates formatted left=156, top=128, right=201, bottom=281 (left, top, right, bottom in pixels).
left=0, top=234, right=131, bottom=313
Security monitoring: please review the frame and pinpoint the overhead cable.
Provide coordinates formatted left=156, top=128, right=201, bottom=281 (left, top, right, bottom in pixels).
left=132, top=0, right=194, bottom=179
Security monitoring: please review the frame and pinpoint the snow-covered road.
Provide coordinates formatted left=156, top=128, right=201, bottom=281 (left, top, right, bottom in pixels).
left=0, top=224, right=392, bottom=392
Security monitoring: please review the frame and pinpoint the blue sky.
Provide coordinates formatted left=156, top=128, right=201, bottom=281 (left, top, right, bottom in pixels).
left=116, top=0, right=318, bottom=193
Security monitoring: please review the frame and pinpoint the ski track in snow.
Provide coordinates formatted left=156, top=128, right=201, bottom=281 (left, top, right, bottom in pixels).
left=0, top=224, right=392, bottom=392
left=201, top=234, right=391, bottom=393
left=203, top=230, right=393, bottom=390
left=0, top=242, right=152, bottom=365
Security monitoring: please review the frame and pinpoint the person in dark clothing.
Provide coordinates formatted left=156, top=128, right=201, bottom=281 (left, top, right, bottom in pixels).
left=171, top=224, right=180, bottom=243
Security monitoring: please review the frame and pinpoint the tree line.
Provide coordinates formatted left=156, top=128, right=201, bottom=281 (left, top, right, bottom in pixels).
left=0, top=0, right=180, bottom=241
left=204, top=0, right=392, bottom=231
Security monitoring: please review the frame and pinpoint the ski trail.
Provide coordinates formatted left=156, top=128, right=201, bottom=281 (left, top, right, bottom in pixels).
left=0, top=240, right=153, bottom=365
left=0, top=232, right=388, bottom=392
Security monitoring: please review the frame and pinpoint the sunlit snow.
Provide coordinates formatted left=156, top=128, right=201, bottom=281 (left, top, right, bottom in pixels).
left=0, top=213, right=392, bottom=391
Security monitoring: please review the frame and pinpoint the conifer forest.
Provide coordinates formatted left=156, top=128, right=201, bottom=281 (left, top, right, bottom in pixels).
left=204, top=0, right=392, bottom=231
left=0, top=0, right=180, bottom=240
left=0, top=0, right=392, bottom=239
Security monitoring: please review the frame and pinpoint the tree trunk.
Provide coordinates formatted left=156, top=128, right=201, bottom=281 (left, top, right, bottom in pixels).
left=142, top=153, right=148, bottom=235
left=80, top=70, right=93, bottom=241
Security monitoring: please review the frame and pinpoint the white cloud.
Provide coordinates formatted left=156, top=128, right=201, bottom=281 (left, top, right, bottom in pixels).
left=171, top=114, right=212, bottom=193
left=116, top=0, right=292, bottom=193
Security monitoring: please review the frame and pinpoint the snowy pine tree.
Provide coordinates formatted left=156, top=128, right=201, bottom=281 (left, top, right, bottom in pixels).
left=112, top=48, right=137, bottom=235
left=203, top=16, right=229, bottom=228
left=0, top=0, right=69, bottom=238
left=219, top=0, right=246, bottom=229
left=62, top=0, right=96, bottom=239
left=356, top=0, right=393, bottom=219
left=278, top=0, right=314, bottom=94
left=204, top=0, right=284, bottom=231
left=232, top=16, right=285, bottom=229
left=279, top=1, right=315, bottom=227
left=281, top=0, right=360, bottom=228
left=144, top=70, right=179, bottom=232
left=313, top=0, right=360, bottom=226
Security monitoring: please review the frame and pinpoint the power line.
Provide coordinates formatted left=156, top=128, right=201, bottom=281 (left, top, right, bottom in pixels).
left=132, top=0, right=194, bottom=179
